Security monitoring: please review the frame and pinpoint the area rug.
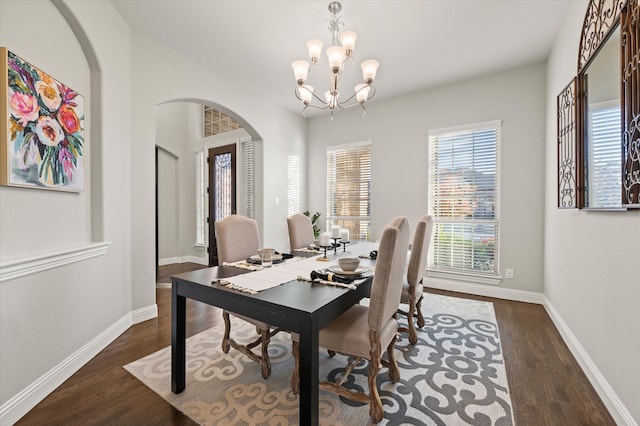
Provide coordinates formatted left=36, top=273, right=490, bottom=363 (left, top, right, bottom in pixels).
left=124, top=294, right=514, bottom=425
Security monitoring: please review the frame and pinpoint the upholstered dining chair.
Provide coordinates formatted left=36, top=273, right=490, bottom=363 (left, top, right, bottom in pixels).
left=291, top=216, right=410, bottom=423
left=287, top=213, right=315, bottom=251
left=397, top=214, right=433, bottom=344
left=214, top=214, right=281, bottom=379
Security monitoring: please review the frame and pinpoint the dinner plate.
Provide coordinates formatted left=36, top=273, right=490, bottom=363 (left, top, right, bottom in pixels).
left=328, top=266, right=366, bottom=276
left=248, top=253, right=284, bottom=263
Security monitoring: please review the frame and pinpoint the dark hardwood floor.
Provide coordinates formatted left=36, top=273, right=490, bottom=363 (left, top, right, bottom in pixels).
left=16, top=263, right=615, bottom=425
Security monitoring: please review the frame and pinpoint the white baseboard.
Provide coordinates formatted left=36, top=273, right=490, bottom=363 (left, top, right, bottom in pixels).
left=158, top=257, right=179, bottom=266
left=158, top=256, right=208, bottom=267
left=0, top=304, right=158, bottom=426
left=425, top=278, right=545, bottom=304
left=543, top=297, right=637, bottom=426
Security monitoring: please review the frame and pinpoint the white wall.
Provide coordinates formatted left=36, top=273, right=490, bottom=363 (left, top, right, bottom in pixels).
left=544, top=1, right=640, bottom=423
left=128, top=31, right=307, bottom=310
left=0, top=0, right=135, bottom=419
left=308, top=62, right=547, bottom=294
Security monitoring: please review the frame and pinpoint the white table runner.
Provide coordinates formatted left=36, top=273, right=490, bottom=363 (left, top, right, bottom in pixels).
left=223, top=241, right=378, bottom=293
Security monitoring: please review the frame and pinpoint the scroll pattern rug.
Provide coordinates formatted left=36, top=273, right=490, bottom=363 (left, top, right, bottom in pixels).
left=124, top=294, right=514, bottom=425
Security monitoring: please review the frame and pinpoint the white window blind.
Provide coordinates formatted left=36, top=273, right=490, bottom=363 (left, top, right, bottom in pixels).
left=326, top=142, right=371, bottom=241
left=195, top=150, right=205, bottom=246
left=428, top=121, right=500, bottom=275
left=288, top=155, right=301, bottom=216
left=241, top=139, right=255, bottom=218
left=587, top=103, right=621, bottom=208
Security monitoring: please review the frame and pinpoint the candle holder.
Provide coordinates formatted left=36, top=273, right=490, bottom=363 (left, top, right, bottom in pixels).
left=318, top=245, right=332, bottom=261
left=331, top=237, right=341, bottom=254
left=340, top=240, right=350, bottom=252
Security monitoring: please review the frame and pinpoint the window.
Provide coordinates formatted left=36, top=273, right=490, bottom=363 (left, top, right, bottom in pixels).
left=195, top=150, right=206, bottom=246
left=203, top=106, right=240, bottom=137
left=585, top=101, right=621, bottom=208
left=326, top=141, right=371, bottom=240
left=288, top=155, right=301, bottom=216
left=240, top=139, right=255, bottom=218
left=428, top=121, right=501, bottom=277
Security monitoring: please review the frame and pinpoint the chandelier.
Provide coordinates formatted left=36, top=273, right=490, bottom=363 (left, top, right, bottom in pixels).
left=291, top=1, right=379, bottom=119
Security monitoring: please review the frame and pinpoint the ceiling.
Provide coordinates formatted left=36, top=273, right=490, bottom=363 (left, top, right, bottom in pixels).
left=111, top=0, right=575, bottom=116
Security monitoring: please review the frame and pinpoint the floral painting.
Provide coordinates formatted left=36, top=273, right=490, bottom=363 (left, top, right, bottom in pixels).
left=1, top=47, right=85, bottom=191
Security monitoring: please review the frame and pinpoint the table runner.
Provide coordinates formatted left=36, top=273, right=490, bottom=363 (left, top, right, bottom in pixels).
left=223, top=241, right=378, bottom=293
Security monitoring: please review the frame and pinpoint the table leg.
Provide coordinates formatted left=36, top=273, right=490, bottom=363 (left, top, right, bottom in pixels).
left=171, top=280, right=186, bottom=393
left=298, top=318, right=319, bottom=426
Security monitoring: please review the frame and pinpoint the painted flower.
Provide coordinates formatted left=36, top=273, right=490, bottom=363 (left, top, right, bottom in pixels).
left=57, top=104, right=81, bottom=134
left=36, top=80, right=62, bottom=111
left=10, top=92, right=40, bottom=126
left=58, top=147, right=75, bottom=179
left=35, top=116, right=64, bottom=147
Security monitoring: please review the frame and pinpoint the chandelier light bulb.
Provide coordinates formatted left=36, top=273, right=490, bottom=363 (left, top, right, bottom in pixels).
left=291, top=60, right=310, bottom=84
left=361, top=59, right=379, bottom=83
left=355, top=83, right=371, bottom=103
left=327, top=46, right=346, bottom=72
left=298, top=85, right=314, bottom=104
left=339, top=31, right=357, bottom=55
left=306, top=39, right=323, bottom=63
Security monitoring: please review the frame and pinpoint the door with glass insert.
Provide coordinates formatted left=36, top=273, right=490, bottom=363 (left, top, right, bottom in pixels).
left=208, top=144, right=236, bottom=265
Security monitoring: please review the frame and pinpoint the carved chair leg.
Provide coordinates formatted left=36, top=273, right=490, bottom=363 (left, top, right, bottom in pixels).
left=407, top=296, right=418, bottom=345
left=259, top=328, right=271, bottom=379
left=387, top=335, right=400, bottom=383
left=368, top=331, right=384, bottom=423
left=291, top=340, right=300, bottom=394
left=222, top=311, right=231, bottom=353
left=416, top=294, right=425, bottom=328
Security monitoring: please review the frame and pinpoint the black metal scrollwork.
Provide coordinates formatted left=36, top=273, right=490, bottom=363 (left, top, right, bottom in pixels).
left=622, top=0, right=640, bottom=207
left=557, top=79, right=578, bottom=208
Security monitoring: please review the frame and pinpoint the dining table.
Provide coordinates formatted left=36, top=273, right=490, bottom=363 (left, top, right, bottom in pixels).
left=170, top=241, right=378, bottom=426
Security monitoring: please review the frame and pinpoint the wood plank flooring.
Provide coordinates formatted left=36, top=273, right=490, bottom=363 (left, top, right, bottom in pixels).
left=15, top=263, right=615, bottom=425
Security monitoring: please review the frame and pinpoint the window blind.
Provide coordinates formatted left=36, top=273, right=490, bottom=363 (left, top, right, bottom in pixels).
left=428, top=122, right=500, bottom=275
left=288, top=155, right=301, bottom=217
left=326, top=142, right=371, bottom=241
left=195, top=150, right=205, bottom=246
left=241, top=140, right=255, bottom=218
left=587, top=104, right=621, bottom=208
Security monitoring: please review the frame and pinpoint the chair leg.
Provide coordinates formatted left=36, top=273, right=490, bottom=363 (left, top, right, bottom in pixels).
left=406, top=296, right=419, bottom=345
left=416, top=294, right=425, bottom=328
left=259, top=328, right=271, bottom=379
left=387, top=334, right=400, bottom=383
left=368, top=331, right=384, bottom=423
left=291, top=340, right=300, bottom=394
left=222, top=311, right=231, bottom=353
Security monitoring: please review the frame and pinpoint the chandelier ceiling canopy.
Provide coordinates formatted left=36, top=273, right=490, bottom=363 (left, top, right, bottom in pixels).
left=291, top=1, right=379, bottom=119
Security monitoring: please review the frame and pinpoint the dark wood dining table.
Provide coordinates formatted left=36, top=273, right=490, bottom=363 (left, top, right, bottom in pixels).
left=170, top=254, right=373, bottom=426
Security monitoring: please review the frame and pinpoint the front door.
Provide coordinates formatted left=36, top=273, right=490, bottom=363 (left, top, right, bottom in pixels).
left=208, top=144, right=237, bottom=265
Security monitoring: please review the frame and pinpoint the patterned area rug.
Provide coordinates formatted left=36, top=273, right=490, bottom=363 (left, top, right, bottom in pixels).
left=124, top=294, right=514, bottom=425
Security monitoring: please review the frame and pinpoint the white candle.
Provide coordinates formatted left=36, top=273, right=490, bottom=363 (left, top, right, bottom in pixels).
left=340, top=228, right=350, bottom=242
left=331, top=225, right=341, bottom=238
left=319, top=232, right=330, bottom=246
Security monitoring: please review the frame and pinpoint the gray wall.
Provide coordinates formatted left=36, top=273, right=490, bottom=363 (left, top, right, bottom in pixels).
left=544, top=1, right=640, bottom=422
left=308, top=62, right=547, bottom=294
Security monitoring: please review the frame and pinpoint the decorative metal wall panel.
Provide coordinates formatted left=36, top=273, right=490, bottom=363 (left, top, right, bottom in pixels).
left=622, top=0, right=640, bottom=207
left=557, top=78, right=578, bottom=208
left=578, top=0, right=625, bottom=71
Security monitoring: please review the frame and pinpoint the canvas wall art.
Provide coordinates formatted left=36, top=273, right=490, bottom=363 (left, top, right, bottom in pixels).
left=0, top=47, right=85, bottom=192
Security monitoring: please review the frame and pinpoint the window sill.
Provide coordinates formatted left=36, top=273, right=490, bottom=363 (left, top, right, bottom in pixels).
left=425, top=268, right=502, bottom=286
left=581, top=207, right=628, bottom=212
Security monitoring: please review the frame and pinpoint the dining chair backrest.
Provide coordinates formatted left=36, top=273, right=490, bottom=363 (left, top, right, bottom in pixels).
left=287, top=213, right=315, bottom=250
left=368, top=216, right=410, bottom=333
left=407, top=215, right=433, bottom=286
left=214, top=215, right=260, bottom=264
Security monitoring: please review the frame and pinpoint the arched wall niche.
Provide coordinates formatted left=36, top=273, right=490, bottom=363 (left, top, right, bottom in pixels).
left=53, top=0, right=105, bottom=241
